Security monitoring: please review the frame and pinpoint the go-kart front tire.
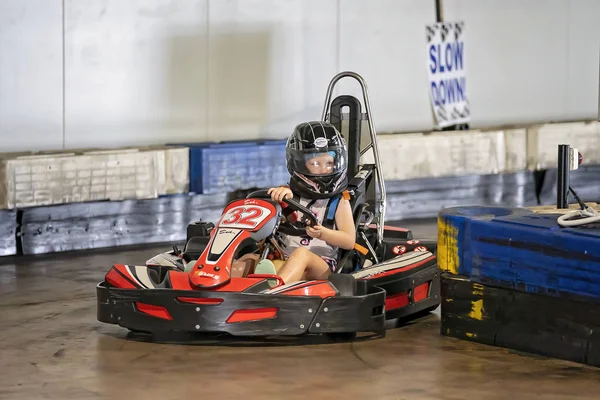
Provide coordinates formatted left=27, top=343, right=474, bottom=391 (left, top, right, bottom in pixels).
left=326, top=331, right=357, bottom=342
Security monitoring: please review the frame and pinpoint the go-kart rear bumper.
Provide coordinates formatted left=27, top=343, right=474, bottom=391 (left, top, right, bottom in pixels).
left=96, top=282, right=386, bottom=336
left=353, top=254, right=441, bottom=320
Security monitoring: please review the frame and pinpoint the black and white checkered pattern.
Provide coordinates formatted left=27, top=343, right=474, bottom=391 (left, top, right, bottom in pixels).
left=426, top=22, right=464, bottom=44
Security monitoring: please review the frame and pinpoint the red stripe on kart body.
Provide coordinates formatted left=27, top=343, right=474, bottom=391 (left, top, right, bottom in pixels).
left=188, top=230, right=252, bottom=289
left=386, top=291, right=410, bottom=310
left=361, top=255, right=436, bottom=280
left=135, top=302, right=173, bottom=320
left=114, top=264, right=144, bottom=286
left=168, top=271, right=194, bottom=290
left=226, top=307, right=278, bottom=323
left=105, top=266, right=138, bottom=289
left=368, top=224, right=409, bottom=232
left=278, top=281, right=337, bottom=298
left=413, top=282, right=430, bottom=302
left=270, top=280, right=320, bottom=293
left=177, top=297, right=224, bottom=305
left=385, top=281, right=431, bottom=311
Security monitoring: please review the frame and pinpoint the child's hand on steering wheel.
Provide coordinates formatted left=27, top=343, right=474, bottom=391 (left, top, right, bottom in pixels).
left=267, top=186, right=293, bottom=202
left=306, top=223, right=325, bottom=239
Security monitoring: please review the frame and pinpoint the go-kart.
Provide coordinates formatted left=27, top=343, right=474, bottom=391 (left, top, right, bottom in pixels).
left=96, top=71, right=441, bottom=339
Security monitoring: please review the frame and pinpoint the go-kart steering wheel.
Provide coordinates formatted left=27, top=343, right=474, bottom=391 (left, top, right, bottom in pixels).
left=245, top=189, right=318, bottom=236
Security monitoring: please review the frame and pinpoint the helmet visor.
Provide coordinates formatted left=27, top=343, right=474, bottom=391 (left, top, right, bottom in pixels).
left=287, top=147, right=347, bottom=177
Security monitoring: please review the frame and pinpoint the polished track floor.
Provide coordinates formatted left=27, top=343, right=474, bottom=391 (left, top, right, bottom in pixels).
left=2, top=219, right=600, bottom=400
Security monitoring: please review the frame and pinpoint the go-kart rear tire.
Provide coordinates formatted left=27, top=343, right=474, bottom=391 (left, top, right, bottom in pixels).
left=326, top=332, right=357, bottom=342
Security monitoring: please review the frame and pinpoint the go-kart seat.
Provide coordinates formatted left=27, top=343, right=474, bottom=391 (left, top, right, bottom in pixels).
left=334, top=166, right=376, bottom=273
left=335, top=203, right=370, bottom=273
left=181, top=236, right=210, bottom=262
left=146, top=266, right=174, bottom=289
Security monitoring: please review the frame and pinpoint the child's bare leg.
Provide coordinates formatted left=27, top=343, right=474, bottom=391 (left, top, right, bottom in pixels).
left=277, top=247, right=331, bottom=283
left=231, top=253, right=259, bottom=278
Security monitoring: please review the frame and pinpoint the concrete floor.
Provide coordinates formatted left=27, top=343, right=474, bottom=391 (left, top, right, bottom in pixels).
left=2, top=219, right=600, bottom=400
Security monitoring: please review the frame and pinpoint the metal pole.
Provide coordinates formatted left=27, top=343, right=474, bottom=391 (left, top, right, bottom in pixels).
left=557, top=144, right=570, bottom=209
left=435, top=0, right=443, bottom=23
left=321, top=71, right=387, bottom=245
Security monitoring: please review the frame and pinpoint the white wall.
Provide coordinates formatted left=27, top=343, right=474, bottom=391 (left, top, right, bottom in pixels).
left=64, top=0, right=210, bottom=149
left=444, top=0, right=600, bottom=127
left=337, top=1, right=436, bottom=133
left=0, top=0, right=63, bottom=151
left=207, top=0, right=339, bottom=140
left=1, top=0, right=599, bottom=152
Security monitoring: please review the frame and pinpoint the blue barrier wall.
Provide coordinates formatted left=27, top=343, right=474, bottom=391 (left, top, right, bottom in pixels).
left=438, top=206, right=600, bottom=300
left=178, top=140, right=289, bottom=194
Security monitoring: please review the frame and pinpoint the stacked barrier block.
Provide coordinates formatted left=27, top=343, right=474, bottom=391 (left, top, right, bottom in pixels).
left=188, top=142, right=257, bottom=194
left=0, top=147, right=189, bottom=209
left=186, top=140, right=289, bottom=194
left=257, top=140, right=289, bottom=188
left=438, top=206, right=600, bottom=366
left=0, top=209, right=17, bottom=256
left=19, top=192, right=227, bottom=255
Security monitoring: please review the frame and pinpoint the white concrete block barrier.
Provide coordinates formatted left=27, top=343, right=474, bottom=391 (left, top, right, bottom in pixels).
left=0, top=146, right=189, bottom=209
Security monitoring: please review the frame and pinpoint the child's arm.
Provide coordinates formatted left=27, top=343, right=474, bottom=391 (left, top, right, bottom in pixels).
left=306, top=198, right=356, bottom=250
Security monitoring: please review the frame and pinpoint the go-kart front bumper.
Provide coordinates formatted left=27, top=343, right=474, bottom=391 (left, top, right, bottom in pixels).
left=96, top=282, right=386, bottom=337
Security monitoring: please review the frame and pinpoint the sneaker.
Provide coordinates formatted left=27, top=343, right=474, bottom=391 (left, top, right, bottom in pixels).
left=254, top=259, right=277, bottom=275
left=183, top=259, right=197, bottom=272
left=253, top=259, right=280, bottom=288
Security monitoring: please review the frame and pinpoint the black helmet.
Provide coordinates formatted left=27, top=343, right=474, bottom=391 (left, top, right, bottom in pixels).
left=286, top=121, right=348, bottom=199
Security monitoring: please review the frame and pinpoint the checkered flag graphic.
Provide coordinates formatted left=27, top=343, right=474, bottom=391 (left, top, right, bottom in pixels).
left=454, top=22, right=464, bottom=41
left=450, top=102, right=470, bottom=120
left=426, top=25, right=438, bottom=43
left=440, top=23, right=450, bottom=41
left=436, top=106, right=448, bottom=122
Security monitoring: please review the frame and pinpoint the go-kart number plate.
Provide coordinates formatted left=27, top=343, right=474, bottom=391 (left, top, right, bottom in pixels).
left=220, top=205, right=271, bottom=229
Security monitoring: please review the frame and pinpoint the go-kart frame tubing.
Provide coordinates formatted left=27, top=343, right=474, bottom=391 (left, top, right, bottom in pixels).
left=96, top=282, right=386, bottom=337
left=321, top=71, right=387, bottom=246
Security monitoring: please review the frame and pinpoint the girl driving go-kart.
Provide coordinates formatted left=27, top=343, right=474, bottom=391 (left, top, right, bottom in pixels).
left=96, top=72, right=441, bottom=339
left=233, top=121, right=356, bottom=284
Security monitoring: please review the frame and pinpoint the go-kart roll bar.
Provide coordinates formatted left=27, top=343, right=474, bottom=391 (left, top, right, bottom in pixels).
left=320, top=71, right=387, bottom=246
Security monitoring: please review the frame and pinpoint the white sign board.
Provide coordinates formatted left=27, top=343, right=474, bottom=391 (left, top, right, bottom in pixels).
left=426, top=22, right=470, bottom=128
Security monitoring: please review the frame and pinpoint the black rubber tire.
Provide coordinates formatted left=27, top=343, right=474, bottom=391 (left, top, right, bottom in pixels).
left=326, top=332, right=357, bottom=342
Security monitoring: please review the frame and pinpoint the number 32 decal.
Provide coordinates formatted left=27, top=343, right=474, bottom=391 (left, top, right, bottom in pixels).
left=220, top=206, right=270, bottom=229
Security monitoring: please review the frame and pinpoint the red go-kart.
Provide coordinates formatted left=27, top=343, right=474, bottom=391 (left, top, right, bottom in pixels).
left=96, top=72, right=440, bottom=339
